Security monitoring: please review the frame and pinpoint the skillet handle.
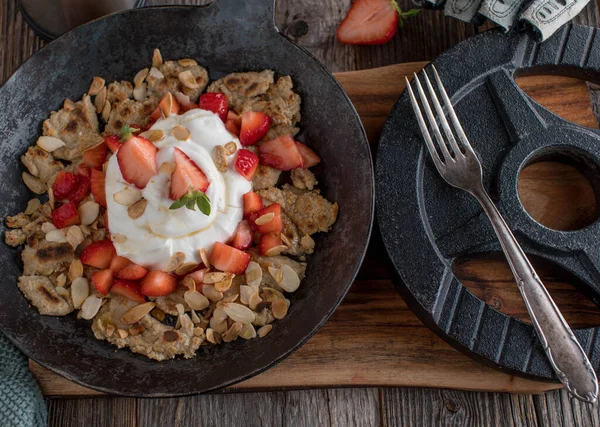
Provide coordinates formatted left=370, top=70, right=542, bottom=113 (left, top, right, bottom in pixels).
left=213, top=0, right=277, bottom=33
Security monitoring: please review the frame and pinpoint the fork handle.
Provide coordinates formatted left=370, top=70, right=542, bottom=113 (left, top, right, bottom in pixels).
left=472, top=186, right=598, bottom=403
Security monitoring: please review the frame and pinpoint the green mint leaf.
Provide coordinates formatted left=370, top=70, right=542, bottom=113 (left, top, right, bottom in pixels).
left=169, top=197, right=187, bottom=210
left=120, top=124, right=140, bottom=142
left=401, top=9, right=420, bottom=17
left=186, top=199, right=197, bottom=211
left=196, top=193, right=211, bottom=216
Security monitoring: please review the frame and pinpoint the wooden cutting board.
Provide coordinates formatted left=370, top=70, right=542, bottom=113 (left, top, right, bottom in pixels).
left=31, top=62, right=600, bottom=396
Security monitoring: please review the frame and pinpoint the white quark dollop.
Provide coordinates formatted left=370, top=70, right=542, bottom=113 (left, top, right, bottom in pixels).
left=105, top=109, right=251, bottom=270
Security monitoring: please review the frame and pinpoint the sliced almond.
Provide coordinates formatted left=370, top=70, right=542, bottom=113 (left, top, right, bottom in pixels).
left=202, top=284, right=223, bottom=302
left=223, top=302, right=256, bottom=324
left=101, top=100, right=111, bottom=121
left=257, top=324, right=272, bottom=338
left=88, top=77, right=105, bottom=96
left=222, top=293, right=239, bottom=303
left=40, top=202, right=52, bottom=218
left=171, top=125, right=190, bottom=140
left=134, top=68, right=149, bottom=88
left=175, top=262, right=198, bottom=276
left=272, top=299, right=288, bottom=320
left=48, top=187, right=55, bottom=210
left=178, top=58, right=198, bottom=67
left=180, top=313, right=193, bottom=329
left=210, top=309, right=228, bottom=333
left=300, top=235, right=315, bottom=251
left=80, top=295, right=102, bottom=320
left=182, top=275, right=196, bottom=291
left=178, top=70, right=200, bottom=89
left=69, top=259, right=84, bottom=281
left=206, top=328, right=219, bottom=344
left=94, top=86, right=107, bottom=114
left=239, top=323, right=256, bottom=340
left=280, top=233, right=292, bottom=247
left=174, top=91, right=191, bottom=107
left=151, top=308, right=166, bottom=322
left=67, top=225, right=84, bottom=249
left=268, top=266, right=283, bottom=284
left=164, top=252, right=185, bottom=272
left=255, top=212, right=274, bottom=226
left=55, top=286, right=67, bottom=298
left=36, top=136, right=65, bottom=152
left=184, top=290, right=210, bottom=311
left=142, top=129, right=166, bottom=143
left=41, top=222, right=57, bottom=234
left=245, top=261, right=262, bottom=287
left=222, top=321, right=242, bottom=342
left=45, top=229, right=66, bottom=243
left=129, top=324, right=144, bottom=336
left=117, top=328, right=129, bottom=339
left=78, top=201, right=100, bottom=225
left=105, top=324, right=115, bottom=337
left=214, top=275, right=234, bottom=293
left=79, top=224, right=91, bottom=236
left=224, top=141, right=237, bottom=155
left=133, top=82, right=147, bottom=102
left=120, top=302, right=155, bottom=325
left=158, top=92, right=175, bottom=117
left=240, top=285, right=256, bottom=305
left=22, top=172, right=47, bottom=194
left=279, top=265, right=301, bottom=293
left=71, top=277, right=90, bottom=309
left=128, top=198, right=148, bottom=220
left=212, top=145, right=228, bottom=172
left=56, top=273, right=67, bottom=288
left=152, top=49, right=163, bottom=67
left=249, top=292, right=262, bottom=311
left=199, top=248, right=210, bottom=268
left=191, top=310, right=201, bottom=324
left=25, top=198, right=41, bottom=215
left=113, top=187, right=143, bottom=206
left=112, top=234, right=127, bottom=244
left=261, top=287, right=285, bottom=303
left=264, top=245, right=287, bottom=257
left=203, top=272, right=227, bottom=284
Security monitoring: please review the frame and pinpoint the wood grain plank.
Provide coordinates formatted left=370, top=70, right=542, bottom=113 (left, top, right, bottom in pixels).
left=47, top=397, right=137, bottom=427
left=533, top=389, right=600, bottom=426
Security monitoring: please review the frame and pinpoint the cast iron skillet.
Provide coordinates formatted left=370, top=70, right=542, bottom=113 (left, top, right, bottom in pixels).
left=0, top=0, right=373, bottom=396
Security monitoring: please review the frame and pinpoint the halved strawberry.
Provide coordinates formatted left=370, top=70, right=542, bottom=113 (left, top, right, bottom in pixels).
left=111, top=280, right=146, bottom=304
left=243, top=191, right=263, bottom=217
left=117, top=135, right=158, bottom=189
left=258, top=232, right=283, bottom=256
left=51, top=201, right=80, bottom=228
left=116, top=263, right=148, bottom=280
left=239, top=112, right=271, bottom=146
left=109, top=255, right=131, bottom=274
left=199, top=93, right=228, bottom=122
left=258, top=135, right=304, bottom=170
left=169, top=147, right=210, bottom=200
left=295, top=141, right=321, bottom=168
left=52, top=172, right=78, bottom=200
left=105, top=134, right=122, bottom=153
left=76, top=163, right=92, bottom=178
left=91, top=269, right=114, bottom=295
left=150, top=93, right=181, bottom=122
left=209, top=242, right=251, bottom=274
left=235, top=149, right=259, bottom=181
left=140, top=271, right=177, bottom=297
left=231, top=220, right=253, bottom=250
left=226, top=111, right=242, bottom=136
left=80, top=239, right=116, bottom=269
left=90, top=169, right=107, bottom=207
left=337, top=0, right=399, bottom=45
left=83, top=143, right=107, bottom=169
left=253, top=203, right=282, bottom=234
left=66, top=175, right=91, bottom=204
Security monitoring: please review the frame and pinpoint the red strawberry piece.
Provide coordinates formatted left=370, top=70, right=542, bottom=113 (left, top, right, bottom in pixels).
left=209, top=242, right=251, bottom=275
left=76, top=163, right=92, bottom=178
left=117, top=135, right=158, bottom=189
left=243, top=191, right=263, bottom=217
left=111, top=280, right=146, bottom=304
left=52, top=171, right=78, bottom=200
left=91, top=269, right=114, bottom=295
left=225, top=118, right=240, bottom=136
left=199, top=93, right=228, bottom=122
left=115, top=262, right=148, bottom=280
left=90, top=169, right=106, bottom=207
left=295, top=141, right=321, bottom=168
left=253, top=203, right=282, bottom=234
left=239, top=111, right=271, bottom=146
left=235, top=149, right=259, bottom=181
left=228, top=111, right=241, bottom=125
left=83, top=143, right=107, bottom=169
left=140, top=271, right=177, bottom=297
left=66, top=175, right=91, bottom=204
left=169, top=147, right=210, bottom=200
left=258, top=135, right=304, bottom=170
left=150, top=93, right=181, bottom=122
left=109, top=255, right=131, bottom=274
left=80, top=239, right=116, bottom=269
left=337, top=0, right=399, bottom=45
left=231, top=220, right=253, bottom=250
left=105, top=134, right=122, bottom=153
left=51, top=201, right=80, bottom=228
left=258, top=232, right=283, bottom=256
left=174, top=93, right=199, bottom=113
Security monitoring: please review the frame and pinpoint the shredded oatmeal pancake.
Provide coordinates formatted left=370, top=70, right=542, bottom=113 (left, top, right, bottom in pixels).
left=5, top=49, right=338, bottom=361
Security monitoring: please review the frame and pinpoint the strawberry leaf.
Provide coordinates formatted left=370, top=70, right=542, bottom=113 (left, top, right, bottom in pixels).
left=169, top=190, right=211, bottom=216
left=120, top=124, right=141, bottom=142
left=196, top=193, right=211, bottom=216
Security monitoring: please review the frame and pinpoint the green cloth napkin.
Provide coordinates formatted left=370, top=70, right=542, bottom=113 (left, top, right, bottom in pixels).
left=0, top=331, right=47, bottom=427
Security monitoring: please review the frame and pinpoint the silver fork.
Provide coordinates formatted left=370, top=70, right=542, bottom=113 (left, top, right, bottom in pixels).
left=406, top=66, right=598, bottom=403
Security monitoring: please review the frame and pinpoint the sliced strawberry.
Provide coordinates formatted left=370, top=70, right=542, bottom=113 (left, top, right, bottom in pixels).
left=76, top=163, right=92, bottom=178
left=295, top=141, right=321, bottom=168
left=209, top=242, right=251, bottom=274
left=258, top=232, right=283, bottom=256
left=105, top=135, right=122, bottom=153
left=117, top=135, right=158, bottom=189
left=235, top=149, right=259, bottom=181
left=258, top=135, right=303, bottom=170
left=66, top=175, right=90, bottom=204
left=199, top=93, right=228, bottom=122
left=109, top=255, right=131, bottom=274
left=169, top=147, right=210, bottom=200
left=140, top=271, right=177, bottom=297
left=116, top=263, right=148, bottom=280
left=337, top=0, right=399, bottom=45
left=52, top=172, right=78, bottom=200
left=51, top=201, right=80, bottom=228
left=90, top=169, right=107, bottom=207
left=80, top=239, right=116, bottom=269
left=253, top=203, right=282, bottom=234
left=239, top=112, right=271, bottom=146
left=225, top=118, right=240, bottom=136
left=91, top=269, right=114, bottom=295
left=111, top=280, right=146, bottom=304
left=228, top=111, right=242, bottom=126
left=243, top=191, right=263, bottom=217
left=150, top=93, right=181, bottom=122
left=83, top=143, right=107, bottom=169
left=231, top=220, right=253, bottom=250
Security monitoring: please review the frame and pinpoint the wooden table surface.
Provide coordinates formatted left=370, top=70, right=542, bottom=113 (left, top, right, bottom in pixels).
left=3, top=0, right=600, bottom=425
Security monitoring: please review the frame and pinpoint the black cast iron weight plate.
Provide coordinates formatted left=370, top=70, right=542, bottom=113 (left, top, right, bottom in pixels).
left=0, top=1, right=373, bottom=396
left=377, top=24, right=600, bottom=381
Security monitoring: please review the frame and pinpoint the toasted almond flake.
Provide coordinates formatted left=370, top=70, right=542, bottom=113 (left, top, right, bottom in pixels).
left=105, top=324, right=115, bottom=337
left=182, top=275, right=196, bottom=291
left=184, top=290, right=210, bottom=311
left=142, top=129, right=166, bottom=143
left=67, top=225, right=84, bottom=249
left=56, top=273, right=67, bottom=288
left=112, top=234, right=127, bottom=244
left=94, top=86, right=107, bottom=114
left=279, top=265, right=301, bottom=293
left=178, top=58, right=198, bottom=67
left=78, top=201, right=100, bottom=225
left=239, top=323, right=256, bottom=339
left=174, top=91, right=191, bottom=106
left=199, top=248, right=210, bottom=268
left=117, top=328, right=129, bottom=339
left=212, top=145, right=228, bottom=172
left=36, top=136, right=65, bottom=152
left=151, top=308, right=166, bottom=322
left=88, top=77, right=105, bottom=96
left=129, top=324, right=144, bottom=336
left=240, top=285, right=256, bottom=305
left=245, top=261, right=262, bottom=287
left=48, top=188, right=55, bottom=210
left=272, top=299, right=288, bottom=319
left=206, top=328, right=218, bottom=344
left=171, top=125, right=190, bottom=140
left=280, top=233, right=292, bottom=247
left=222, top=321, right=242, bottom=342
left=45, top=229, right=67, bottom=243
left=300, top=235, right=315, bottom=251
left=180, top=313, right=193, bottom=329
left=71, top=277, right=90, bottom=309
left=257, top=324, right=272, bottom=338
left=175, top=262, right=198, bottom=276
left=224, top=141, right=237, bottom=155
left=178, top=70, right=200, bottom=89
left=101, top=100, right=111, bottom=121
left=68, top=259, right=84, bottom=281
left=25, top=198, right=41, bottom=215
left=121, top=302, right=155, bottom=325
left=261, top=287, right=285, bottom=302
left=80, top=295, right=102, bottom=320
left=202, top=284, right=223, bottom=302
left=113, top=187, right=143, bottom=206
left=57, top=286, right=69, bottom=298
left=128, top=198, right=148, bottom=220
left=268, top=266, right=283, bottom=284
left=41, top=222, right=57, bottom=233
left=264, top=245, right=287, bottom=257
left=255, top=212, right=274, bottom=226
left=40, top=203, right=52, bottom=217
left=214, top=275, right=234, bottom=293
left=210, top=318, right=228, bottom=334
left=152, top=49, right=163, bottom=67
left=159, top=92, right=175, bottom=117
left=164, top=252, right=185, bottom=272
left=249, top=292, right=262, bottom=310
left=134, top=68, right=149, bottom=88
left=80, top=224, right=91, bottom=236
left=133, top=82, right=147, bottom=102
left=222, top=293, right=239, bottom=303
left=203, top=272, right=227, bottom=284
left=193, top=327, right=204, bottom=337
left=223, top=302, right=255, bottom=324
left=22, top=172, right=46, bottom=194
left=191, top=310, right=201, bottom=324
